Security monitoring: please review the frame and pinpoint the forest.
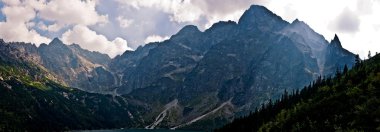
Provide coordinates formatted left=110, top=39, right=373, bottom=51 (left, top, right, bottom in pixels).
left=216, top=54, right=380, bottom=131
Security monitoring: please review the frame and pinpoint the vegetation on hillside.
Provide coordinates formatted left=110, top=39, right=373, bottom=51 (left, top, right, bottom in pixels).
left=216, top=54, right=380, bottom=131
left=0, top=59, right=146, bottom=131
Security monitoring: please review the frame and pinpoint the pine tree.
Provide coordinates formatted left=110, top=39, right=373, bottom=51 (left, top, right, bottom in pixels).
left=343, top=64, right=348, bottom=74
left=354, top=54, right=361, bottom=67
left=368, top=51, right=372, bottom=59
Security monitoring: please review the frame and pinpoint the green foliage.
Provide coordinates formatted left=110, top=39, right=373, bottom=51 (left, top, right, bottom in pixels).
left=216, top=54, right=380, bottom=132
left=0, top=61, right=147, bottom=131
left=28, top=81, right=50, bottom=91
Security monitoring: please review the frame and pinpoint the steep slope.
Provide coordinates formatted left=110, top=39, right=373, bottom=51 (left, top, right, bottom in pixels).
left=38, top=38, right=116, bottom=92
left=216, top=54, right=379, bottom=132
left=0, top=41, right=147, bottom=131
left=0, top=4, right=357, bottom=130
left=108, top=5, right=356, bottom=129
left=280, top=19, right=329, bottom=74
left=0, top=38, right=117, bottom=92
left=324, top=34, right=357, bottom=74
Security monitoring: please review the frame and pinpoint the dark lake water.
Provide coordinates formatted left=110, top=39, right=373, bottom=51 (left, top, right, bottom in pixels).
left=74, top=129, right=203, bottom=132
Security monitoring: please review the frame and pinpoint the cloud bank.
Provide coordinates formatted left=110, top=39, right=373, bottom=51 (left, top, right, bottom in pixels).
left=266, top=0, right=380, bottom=58
left=62, top=25, right=132, bottom=58
left=0, top=1, right=50, bottom=45
left=0, top=0, right=379, bottom=59
left=144, top=35, right=170, bottom=44
left=329, top=8, right=360, bottom=33
left=0, top=0, right=131, bottom=57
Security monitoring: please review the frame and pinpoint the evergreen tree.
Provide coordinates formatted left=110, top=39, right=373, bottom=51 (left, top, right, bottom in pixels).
left=368, top=50, right=372, bottom=59
left=343, top=64, right=348, bottom=74
left=216, top=54, right=380, bottom=132
left=354, top=54, right=361, bottom=67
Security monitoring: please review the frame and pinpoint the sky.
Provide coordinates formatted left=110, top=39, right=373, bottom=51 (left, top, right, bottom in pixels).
left=0, top=0, right=379, bottom=58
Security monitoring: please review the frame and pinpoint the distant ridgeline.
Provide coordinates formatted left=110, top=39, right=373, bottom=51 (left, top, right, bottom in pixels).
left=0, top=4, right=357, bottom=131
left=216, top=54, right=380, bottom=131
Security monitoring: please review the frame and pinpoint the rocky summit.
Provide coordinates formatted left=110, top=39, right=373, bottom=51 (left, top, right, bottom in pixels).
left=0, top=4, right=356, bottom=131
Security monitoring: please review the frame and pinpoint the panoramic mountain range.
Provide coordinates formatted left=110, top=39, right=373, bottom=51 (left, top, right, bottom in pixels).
left=0, top=5, right=357, bottom=131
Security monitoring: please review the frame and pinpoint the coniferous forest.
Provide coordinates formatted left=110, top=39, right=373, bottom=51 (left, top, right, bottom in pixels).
left=216, top=54, right=380, bottom=131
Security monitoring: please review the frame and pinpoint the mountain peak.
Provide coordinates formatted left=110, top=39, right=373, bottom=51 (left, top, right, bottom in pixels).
left=178, top=25, right=200, bottom=34
left=209, top=20, right=237, bottom=29
left=205, top=20, right=237, bottom=33
left=291, top=18, right=313, bottom=28
left=333, top=34, right=340, bottom=41
left=49, top=38, right=64, bottom=45
left=293, top=18, right=300, bottom=23
left=247, top=5, right=270, bottom=13
left=238, top=5, right=288, bottom=31
left=292, top=19, right=305, bottom=25
left=289, top=19, right=318, bottom=35
left=238, top=5, right=272, bottom=24
left=330, top=34, right=342, bottom=48
left=172, top=25, right=201, bottom=39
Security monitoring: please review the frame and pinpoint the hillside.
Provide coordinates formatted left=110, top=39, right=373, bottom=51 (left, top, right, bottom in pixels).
left=216, top=54, right=380, bottom=131
left=0, top=4, right=356, bottom=130
left=109, top=5, right=355, bottom=129
left=0, top=45, right=147, bottom=131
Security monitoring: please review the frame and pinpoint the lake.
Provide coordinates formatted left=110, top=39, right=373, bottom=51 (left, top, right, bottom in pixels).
left=74, top=129, right=203, bottom=132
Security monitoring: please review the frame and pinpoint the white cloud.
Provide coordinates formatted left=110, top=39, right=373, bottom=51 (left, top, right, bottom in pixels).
left=2, top=4, right=35, bottom=22
left=0, top=0, right=109, bottom=45
left=192, top=0, right=267, bottom=18
left=117, top=16, right=134, bottom=28
left=356, top=0, right=374, bottom=15
left=266, top=0, right=380, bottom=58
left=61, top=25, right=132, bottom=58
left=328, top=8, right=360, bottom=33
left=0, top=2, right=50, bottom=45
left=37, top=22, right=61, bottom=32
left=1, top=0, right=379, bottom=59
left=117, top=0, right=203, bottom=23
left=144, top=35, right=169, bottom=43
left=2, top=0, right=20, bottom=6
left=116, top=0, right=265, bottom=24
left=38, top=0, right=108, bottom=30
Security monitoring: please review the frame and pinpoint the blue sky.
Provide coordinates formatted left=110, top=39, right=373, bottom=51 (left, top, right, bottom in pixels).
left=0, top=3, right=4, bottom=19
left=0, top=0, right=379, bottom=58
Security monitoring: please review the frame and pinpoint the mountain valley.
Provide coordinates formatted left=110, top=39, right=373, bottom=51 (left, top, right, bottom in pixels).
left=0, top=4, right=359, bottom=131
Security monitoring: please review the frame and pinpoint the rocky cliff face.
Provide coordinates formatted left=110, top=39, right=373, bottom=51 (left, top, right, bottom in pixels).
left=0, top=38, right=116, bottom=92
left=0, top=5, right=357, bottom=130
left=105, top=5, right=356, bottom=129
left=38, top=38, right=116, bottom=92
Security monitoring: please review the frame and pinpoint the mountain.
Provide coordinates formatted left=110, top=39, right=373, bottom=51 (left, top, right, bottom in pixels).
left=106, top=5, right=355, bottom=129
left=0, top=4, right=356, bottom=130
left=216, top=54, right=379, bottom=132
left=0, top=39, right=148, bottom=131
left=0, top=38, right=117, bottom=93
